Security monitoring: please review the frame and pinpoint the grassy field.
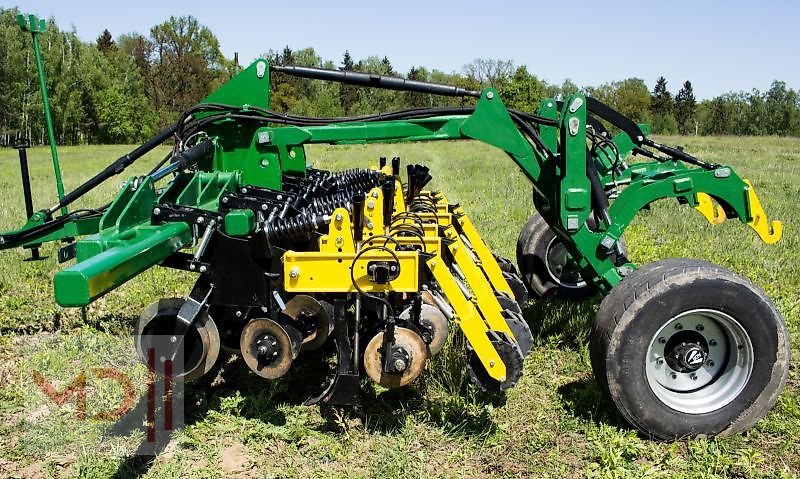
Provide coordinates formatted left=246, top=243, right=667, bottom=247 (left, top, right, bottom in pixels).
left=0, top=136, right=798, bottom=478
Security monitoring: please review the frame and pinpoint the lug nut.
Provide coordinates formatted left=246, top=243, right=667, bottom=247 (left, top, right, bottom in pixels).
left=658, top=337, right=666, bottom=344
left=675, top=323, right=683, bottom=330
left=696, top=324, right=704, bottom=331
left=709, top=339, right=717, bottom=346
left=690, top=373, right=698, bottom=380
left=670, top=372, right=677, bottom=379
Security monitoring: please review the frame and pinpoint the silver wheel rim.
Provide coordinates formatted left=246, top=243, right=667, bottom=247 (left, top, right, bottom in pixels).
left=645, top=308, right=753, bottom=414
left=544, top=236, right=587, bottom=289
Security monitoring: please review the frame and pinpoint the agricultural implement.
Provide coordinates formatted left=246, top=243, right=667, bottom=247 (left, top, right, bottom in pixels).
left=1, top=27, right=790, bottom=439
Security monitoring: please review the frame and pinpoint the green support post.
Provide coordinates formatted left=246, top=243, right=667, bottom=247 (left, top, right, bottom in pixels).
left=17, top=13, right=68, bottom=216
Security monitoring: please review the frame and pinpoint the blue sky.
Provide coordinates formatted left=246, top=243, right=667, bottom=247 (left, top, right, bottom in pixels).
left=8, top=0, right=799, bottom=99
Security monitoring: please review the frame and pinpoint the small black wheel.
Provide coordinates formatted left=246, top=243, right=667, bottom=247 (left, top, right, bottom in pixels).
left=590, top=259, right=790, bottom=439
left=517, top=213, right=628, bottom=299
left=466, top=332, right=524, bottom=392
left=494, top=254, right=518, bottom=274
left=502, top=310, right=532, bottom=357
left=503, top=271, right=528, bottom=307
left=517, top=213, right=594, bottom=298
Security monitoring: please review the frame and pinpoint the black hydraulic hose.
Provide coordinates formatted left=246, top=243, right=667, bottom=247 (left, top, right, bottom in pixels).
left=48, top=124, right=177, bottom=215
left=642, top=139, right=719, bottom=169
left=272, top=64, right=481, bottom=98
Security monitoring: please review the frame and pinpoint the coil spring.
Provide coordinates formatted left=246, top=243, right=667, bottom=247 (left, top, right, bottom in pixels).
left=264, top=213, right=329, bottom=242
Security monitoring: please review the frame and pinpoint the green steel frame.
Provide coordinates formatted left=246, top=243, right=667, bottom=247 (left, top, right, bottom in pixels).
left=0, top=59, right=777, bottom=306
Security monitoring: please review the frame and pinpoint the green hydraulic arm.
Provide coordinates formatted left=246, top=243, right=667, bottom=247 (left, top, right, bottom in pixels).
left=0, top=59, right=782, bottom=306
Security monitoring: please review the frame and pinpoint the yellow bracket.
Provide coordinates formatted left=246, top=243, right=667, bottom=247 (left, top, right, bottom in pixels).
left=284, top=249, right=420, bottom=293
left=695, top=193, right=726, bottom=225
left=426, top=256, right=507, bottom=381
left=744, top=180, right=783, bottom=244
left=451, top=206, right=515, bottom=298
left=443, top=226, right=513, bottom=337
left=319, top=207, right=356, bottom=253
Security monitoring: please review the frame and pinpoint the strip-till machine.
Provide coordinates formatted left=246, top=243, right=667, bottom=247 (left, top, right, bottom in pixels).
left=1, top=58, right=789, bottom=439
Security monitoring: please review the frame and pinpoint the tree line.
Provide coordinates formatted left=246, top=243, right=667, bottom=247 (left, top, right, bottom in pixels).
left=2, top=7, right=799, bottom=147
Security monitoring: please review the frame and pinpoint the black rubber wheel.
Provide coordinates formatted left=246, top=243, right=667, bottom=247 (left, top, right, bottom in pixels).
left=590, top=259, right=790, bottom=439
left=517, top=213, right=597, bottom=298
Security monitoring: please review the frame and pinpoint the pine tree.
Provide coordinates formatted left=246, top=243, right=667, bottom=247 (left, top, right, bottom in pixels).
left=339, top=50, right=358, bottom=114
left=650, top=77, right=672, bottom=115
left=96, top=29, right=116, bottom=53
left=380, top=56, right=394, bottom=76
left=675, top=80, right=697, bottom=135
left=650, top=76, right=676, bottom=133
left=404, top=66, right=429, bottom=107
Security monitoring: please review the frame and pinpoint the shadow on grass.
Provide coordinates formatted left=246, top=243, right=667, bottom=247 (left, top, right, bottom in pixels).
left=521, top=295, right=600, bottom=348
left=556, top=376, right=628, bottom=430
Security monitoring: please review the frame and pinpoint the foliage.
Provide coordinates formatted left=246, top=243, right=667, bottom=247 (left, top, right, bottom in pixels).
left=2, top=8, right=800, bottom=146
left=675, top=81, right=697, bottom=135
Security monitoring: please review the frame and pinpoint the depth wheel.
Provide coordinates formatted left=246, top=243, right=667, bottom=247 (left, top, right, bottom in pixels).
left=517, top=213, right=625, bottom=298
left=363, top=327, right=428, bottom=388
left=135, top=298, right=220, bottom=382
left=240, top=318, right=302, bottom=380
left=517, top=213, right=591, bottom=298
left=590, top=259, right=790, bottom=439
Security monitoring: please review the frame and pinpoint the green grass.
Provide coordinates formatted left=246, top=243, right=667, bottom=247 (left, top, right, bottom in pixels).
left=0, top=137, right=798, bottom=478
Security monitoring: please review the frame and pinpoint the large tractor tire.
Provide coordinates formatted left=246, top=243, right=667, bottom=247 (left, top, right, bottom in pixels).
left=590, top=259, right=790, bottom=440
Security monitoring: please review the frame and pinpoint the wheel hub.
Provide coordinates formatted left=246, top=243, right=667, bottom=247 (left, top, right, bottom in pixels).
left=255, top=333, right=279, bottom=363
left=645, top=309, right=754, bottom=414
left=664, top=331, right=708, bottom=373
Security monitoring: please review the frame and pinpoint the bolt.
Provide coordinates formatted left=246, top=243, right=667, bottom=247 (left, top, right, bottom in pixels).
left=394, top=359, right=407, bottom=371
left=197, top=216, right=205, bottom=224
left=336, top=236, right=344, bottom=246
left=261, top=204, right=268, bottom=211
left=675, top=323, right=683, bottom=330
left=160, top=356, right=166, bottom=363
left=696, top=324, right=705, bottom=331
left=242, top=188, right=249, bottom=194
left=153, top=207, right=161, bottom=216
left=372, top=191, right=379, bottom=198
left=189, top=264, right=196, bottom=271
left=489, top=360, right=496, bottom=367
left=366, top=221, right=374, bottom=229
left=366, top=200, right=375, bottom=209
left=258, top=345, right=269, bottom=356
left=289, top=267, right=300, bottom=279
left=690, top=373, right=698, bottom=380
left=335, top=213, right=343, bottom=222
left=222, top=197, right=229, bottom=204
left=170, top=336, right=177, bottom=343
left=486, top=91, right=494, bottom=99
left=199, top=265, right=208, bottom=273
left=658, top=337, right=666, bottom=344
left=235, top=310, right=243, bottom=318
left=709, top=339, right=717, bottom=346
left=499, top=376, right=506, bottom=382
